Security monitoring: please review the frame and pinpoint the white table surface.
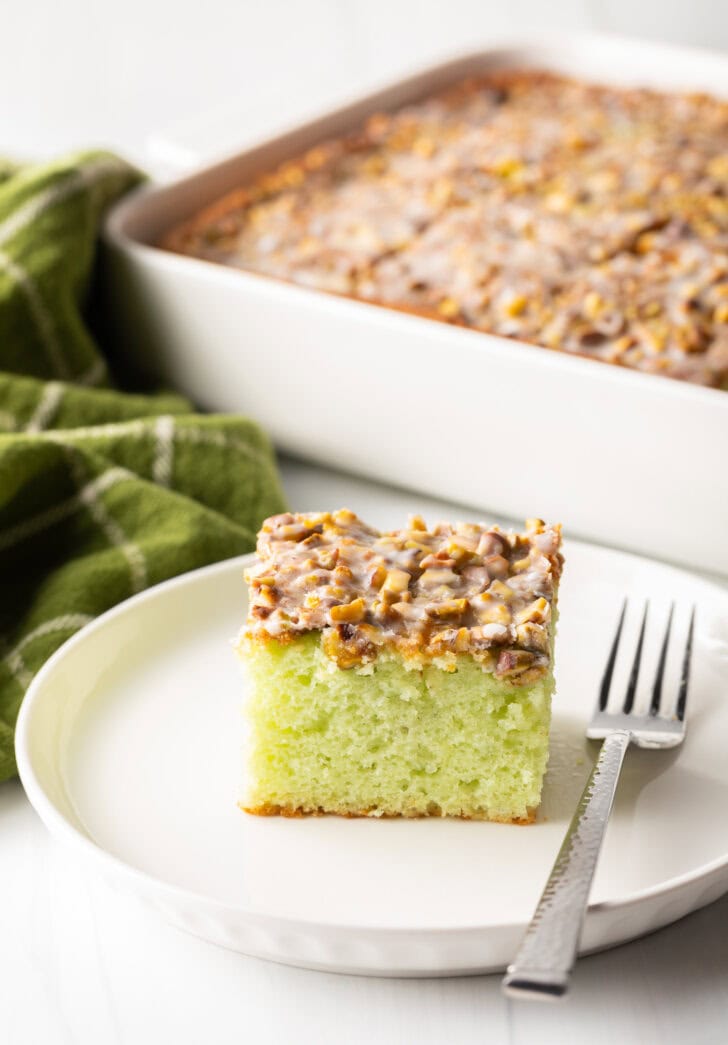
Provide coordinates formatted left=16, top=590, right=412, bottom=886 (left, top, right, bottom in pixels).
left=3, top=457, right=728, bottom=1045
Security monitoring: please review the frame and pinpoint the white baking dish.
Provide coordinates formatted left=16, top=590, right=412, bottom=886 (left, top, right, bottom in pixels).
left=103, top=33, right=728, bottom=577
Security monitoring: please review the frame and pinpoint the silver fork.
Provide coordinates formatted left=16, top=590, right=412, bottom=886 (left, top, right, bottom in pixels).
left=502, top=601, right=696, bottom=1001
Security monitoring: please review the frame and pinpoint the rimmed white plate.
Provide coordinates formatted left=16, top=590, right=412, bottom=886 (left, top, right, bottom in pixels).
left=15, top=542, right=728, bottom=976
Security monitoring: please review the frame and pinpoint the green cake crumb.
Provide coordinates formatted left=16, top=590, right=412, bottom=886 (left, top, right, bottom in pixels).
left=242, top=634, right=554, bottom=821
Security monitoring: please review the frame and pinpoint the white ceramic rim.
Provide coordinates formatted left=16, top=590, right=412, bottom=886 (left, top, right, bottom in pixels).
left=105, top=215, right=728, bottom=418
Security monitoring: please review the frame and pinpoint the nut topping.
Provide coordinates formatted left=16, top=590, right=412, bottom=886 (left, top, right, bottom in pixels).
left=515, top=597, right=550, bottom=624
left=426, top=598, right=469, bottom=619
left=382, top=569, right=411, bottom=594
left=170, top=72, right=728, bottom=391
left=243, top=511, right=562, bottom=680
left=329, top=598, right=366, bottom=623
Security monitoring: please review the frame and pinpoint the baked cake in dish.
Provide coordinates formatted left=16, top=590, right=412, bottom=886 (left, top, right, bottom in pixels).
left=165, top=71, right=728, bottom=389
left=237, top=510, right=563, bottom=822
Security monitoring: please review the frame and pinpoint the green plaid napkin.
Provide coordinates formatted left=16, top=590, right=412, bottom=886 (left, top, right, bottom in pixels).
left=0, top=150, right=286, bottom=781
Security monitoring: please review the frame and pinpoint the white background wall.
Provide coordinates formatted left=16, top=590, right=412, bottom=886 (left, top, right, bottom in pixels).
left=1, top=0, right=727, bottom=169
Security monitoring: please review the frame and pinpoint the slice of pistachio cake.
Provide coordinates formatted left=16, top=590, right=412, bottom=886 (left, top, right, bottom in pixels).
left=237, top=510, right=563, bottom=822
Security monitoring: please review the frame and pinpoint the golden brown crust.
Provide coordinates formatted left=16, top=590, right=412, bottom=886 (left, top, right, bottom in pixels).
left=239, top=801, right=535, bottom=824
left=163, top=70, right=728, bottom=389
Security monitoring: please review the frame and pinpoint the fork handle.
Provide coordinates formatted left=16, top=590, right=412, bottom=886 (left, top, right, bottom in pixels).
left=502, top=730, right=631, bottom=1000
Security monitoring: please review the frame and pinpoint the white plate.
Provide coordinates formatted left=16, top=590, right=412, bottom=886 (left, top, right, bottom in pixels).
left=15, top=542, right=728, bottom=976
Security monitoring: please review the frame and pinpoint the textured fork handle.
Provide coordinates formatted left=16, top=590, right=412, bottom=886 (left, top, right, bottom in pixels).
left=502, top=730, right=632, bottom=1000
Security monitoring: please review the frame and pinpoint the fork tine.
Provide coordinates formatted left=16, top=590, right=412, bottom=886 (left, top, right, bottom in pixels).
left=622, top=601, right=649, bottom=714
left=675, top=607, right=696, bottom=722
left=649, top=603, right=674, bottom=716
left=598, top=600, right=627, bottom=711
